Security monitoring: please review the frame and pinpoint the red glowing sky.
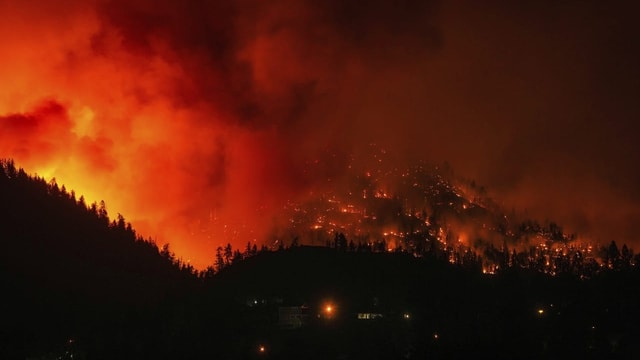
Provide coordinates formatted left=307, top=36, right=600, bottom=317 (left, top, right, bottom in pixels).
left=1, top=0, right=638, bottom=268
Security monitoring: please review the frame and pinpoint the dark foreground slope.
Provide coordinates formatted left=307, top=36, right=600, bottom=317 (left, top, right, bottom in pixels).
left=0, top=160, right=200, bottom=359
left=211, top=246, right=640, bottom=360
left=2, top=159, right=640, bottom=359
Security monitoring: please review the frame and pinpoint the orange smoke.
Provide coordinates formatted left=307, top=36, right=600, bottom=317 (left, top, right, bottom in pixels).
left=0, top=0, right=438, bottom=268
left=2, top=1, right=638, bottom=267
left=0, top=1, right=291, bottom=267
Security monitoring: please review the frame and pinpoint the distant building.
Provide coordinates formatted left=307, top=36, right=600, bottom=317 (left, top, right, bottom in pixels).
left=278, top=306, right=310, bottom=329
left=357, top=312, right=383, bottom=320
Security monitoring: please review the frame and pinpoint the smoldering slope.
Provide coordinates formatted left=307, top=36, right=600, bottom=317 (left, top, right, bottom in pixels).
left=1, top=0, right=638, bottom=267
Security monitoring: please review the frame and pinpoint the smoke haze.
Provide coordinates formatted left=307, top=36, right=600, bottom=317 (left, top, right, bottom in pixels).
left=1, top=0, right=638, bottom=267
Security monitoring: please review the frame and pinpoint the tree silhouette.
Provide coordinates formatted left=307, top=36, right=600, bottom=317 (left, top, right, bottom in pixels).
left=224, top=243, right=233, bottom=264
left=621, top=244, right=632, bottom=269
left=160, top=243, right=175, bottom=262
left=215, top=246, right=225, bottom=271
left=607, top=241, right=621, bottom=269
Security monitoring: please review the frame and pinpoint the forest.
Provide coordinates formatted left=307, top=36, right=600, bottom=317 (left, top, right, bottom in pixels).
left=1, top=159, right=639, bottom=359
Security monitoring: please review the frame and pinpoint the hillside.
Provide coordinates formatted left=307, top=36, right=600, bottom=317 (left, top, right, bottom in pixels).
left=266, top=146, right=630, bottom=277
left=2, top=159, right=640, bottom=359
left=0, top=159, right=199, bottom=359
left=210, top=245, right=640, bottom=359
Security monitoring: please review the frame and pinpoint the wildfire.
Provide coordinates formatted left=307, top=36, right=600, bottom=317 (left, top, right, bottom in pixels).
left=0, top=1, right=309, bottom=269
left=1, top=0, right=633, bottom=271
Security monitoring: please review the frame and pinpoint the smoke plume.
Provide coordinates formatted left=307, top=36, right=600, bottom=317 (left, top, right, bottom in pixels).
left=1, top=0, right=638, bottom=267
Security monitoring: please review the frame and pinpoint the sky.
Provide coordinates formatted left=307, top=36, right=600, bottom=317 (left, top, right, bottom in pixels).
left=0, top=0, right=638, bottom=268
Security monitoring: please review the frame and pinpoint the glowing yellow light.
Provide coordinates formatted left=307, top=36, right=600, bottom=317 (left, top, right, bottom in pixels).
left=538, top=309, right=544, bottom=315
left=322, top=302, right=336, bottom=318
left=32, top=165, right=60, bottom=182
left=258, top=345, right=266, bottom=353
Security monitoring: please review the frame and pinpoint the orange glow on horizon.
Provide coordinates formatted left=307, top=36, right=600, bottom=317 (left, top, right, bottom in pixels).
left=2, top=0, right=638, bottom=269
left=0, top=2, right=306, bottom=269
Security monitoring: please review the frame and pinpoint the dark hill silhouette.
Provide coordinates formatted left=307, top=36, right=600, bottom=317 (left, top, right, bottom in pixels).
left=2, top=159, right=640, bottom=359
left=0, top=159, right=199, bottom=359
left=209, top=245, right=640, bottom=359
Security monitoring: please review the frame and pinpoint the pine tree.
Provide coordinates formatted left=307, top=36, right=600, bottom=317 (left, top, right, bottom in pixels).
left=215, top=246, right=225, bottom=271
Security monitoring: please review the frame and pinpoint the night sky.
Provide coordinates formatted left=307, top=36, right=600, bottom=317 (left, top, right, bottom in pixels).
left=1, top=0, right=638, bottom=267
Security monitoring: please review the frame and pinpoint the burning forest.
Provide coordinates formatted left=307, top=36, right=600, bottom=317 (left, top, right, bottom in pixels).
left=1, top=1, right=639, bottom=268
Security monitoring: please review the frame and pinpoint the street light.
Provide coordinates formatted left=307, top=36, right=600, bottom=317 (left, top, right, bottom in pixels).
left=322, top=302, right=336, bottom=319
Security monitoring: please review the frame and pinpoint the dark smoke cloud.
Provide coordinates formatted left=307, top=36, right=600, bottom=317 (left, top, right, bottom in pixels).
left=97, top=0, right=441, bottom=131
left=425, top=1, right=640, bottom=245
left=0, top=101, right=72, bottom=162
left=94, top=0, right=443, bottom=187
